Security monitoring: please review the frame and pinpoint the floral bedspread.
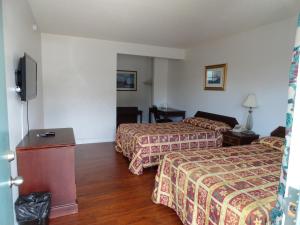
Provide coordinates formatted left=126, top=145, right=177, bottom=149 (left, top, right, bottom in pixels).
left=152, top=144, right=282, bottom=225
left=116, top=122, right=224, bottom=175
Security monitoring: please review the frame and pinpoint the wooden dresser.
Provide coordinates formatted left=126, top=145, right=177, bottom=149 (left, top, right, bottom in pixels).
left=16, top=128, right=78, bottom=218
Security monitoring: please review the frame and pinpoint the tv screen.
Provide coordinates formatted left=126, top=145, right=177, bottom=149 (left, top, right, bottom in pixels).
left=16, top=53, right=37, bottom=101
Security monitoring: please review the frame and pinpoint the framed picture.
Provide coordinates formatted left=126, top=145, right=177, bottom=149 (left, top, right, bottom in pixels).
left=204, top=64, right=227, bottom=91
left=117, top=70, right=137, bottom=91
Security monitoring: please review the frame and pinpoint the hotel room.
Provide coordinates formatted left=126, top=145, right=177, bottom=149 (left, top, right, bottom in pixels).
left=0, top=0, right=300, bottom=225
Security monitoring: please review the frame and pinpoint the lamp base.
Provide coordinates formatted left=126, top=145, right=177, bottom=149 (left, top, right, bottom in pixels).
left=245, top=108, right=253, bottom=131
left=241, top=130, right=255, bottom=135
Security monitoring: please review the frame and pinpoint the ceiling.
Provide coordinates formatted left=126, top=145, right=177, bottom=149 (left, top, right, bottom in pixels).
left=28, top=0, right=300, bottom=48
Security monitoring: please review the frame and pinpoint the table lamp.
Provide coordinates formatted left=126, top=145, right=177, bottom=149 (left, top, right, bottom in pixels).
left=243, top=94, right=257, bottom=132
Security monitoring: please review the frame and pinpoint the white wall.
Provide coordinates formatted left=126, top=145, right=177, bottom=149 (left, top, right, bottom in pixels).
left=42, top=34, right=185, bottom=143
left=153, top=58, right=169, bottom=107
left=3, top=0, right=44, bottom=144
left=3, top=0, right=44, bottom=146
left=117, top=54, right=153, bottom=122
left=167, top=17, right=296, bottom=136
left=2, top=0, right=43, bottom=221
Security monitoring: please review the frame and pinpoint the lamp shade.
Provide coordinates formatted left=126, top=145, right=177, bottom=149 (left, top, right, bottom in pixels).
left=243, top=94, right=257, bottom=108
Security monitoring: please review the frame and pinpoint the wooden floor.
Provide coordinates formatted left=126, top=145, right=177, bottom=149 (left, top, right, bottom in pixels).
left=50, top=142, right=182, bottom=225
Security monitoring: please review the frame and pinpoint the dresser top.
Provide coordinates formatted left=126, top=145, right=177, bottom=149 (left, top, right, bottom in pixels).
left=17, top=128, right=75, bottom=151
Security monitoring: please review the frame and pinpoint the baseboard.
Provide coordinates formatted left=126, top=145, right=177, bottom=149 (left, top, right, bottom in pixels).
left=76, top=138, right=114, bottom=144
left=49, top=202, right=78, bottom=219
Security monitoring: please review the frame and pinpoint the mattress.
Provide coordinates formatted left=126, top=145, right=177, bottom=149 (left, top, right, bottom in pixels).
left=116, top=118, right=230, bottom=175
left=152, top=143, right=282, bottom=225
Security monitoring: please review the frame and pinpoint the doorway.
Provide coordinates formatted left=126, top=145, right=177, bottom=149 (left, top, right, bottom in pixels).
left=116, top=54, right=153, bottom=124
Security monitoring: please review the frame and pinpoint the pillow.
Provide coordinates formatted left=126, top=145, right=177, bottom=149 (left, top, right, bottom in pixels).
left=253, top=136, right=285, bottom=152
left=183, top=117, right=231, bottom=132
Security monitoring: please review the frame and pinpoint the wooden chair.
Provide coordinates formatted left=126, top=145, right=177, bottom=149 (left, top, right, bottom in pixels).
left=117, top=107, right=139, bottom=127
left=152, top=106, right=173, bottom=123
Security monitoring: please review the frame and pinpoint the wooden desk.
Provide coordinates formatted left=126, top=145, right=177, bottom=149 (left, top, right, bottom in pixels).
left=148, top=107, right=186, bottom=123
left=16, top=128, right=78, bottom=218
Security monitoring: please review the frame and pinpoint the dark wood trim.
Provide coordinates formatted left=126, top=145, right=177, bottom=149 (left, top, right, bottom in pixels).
left=271, top=126, right=286, bottom=138
left=194, top=111, right=238, bottom=128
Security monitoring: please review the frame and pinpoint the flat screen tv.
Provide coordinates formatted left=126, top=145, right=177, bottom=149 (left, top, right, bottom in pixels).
left=15, top=53, right=37, bottom=101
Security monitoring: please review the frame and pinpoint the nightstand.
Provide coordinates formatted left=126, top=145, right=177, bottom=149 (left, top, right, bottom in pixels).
left=223, top=131, right=259, bottom=146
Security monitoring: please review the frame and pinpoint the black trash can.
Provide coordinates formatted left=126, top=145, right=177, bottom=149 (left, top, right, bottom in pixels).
left=15, top=192, right=51, bottom=225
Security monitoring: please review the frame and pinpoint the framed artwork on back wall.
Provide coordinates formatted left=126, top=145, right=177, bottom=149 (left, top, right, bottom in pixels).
left=117, top=70, right=137, bottom=91
left=204, top=64, right=227, bottom=91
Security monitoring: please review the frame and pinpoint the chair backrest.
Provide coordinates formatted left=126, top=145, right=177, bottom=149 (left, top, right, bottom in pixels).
left=117, top=107, right=139, bottom=127
left=270, top=126, right=286, bottom=138
left=117, top=107, right=138, bottom=114
left=151, top=106, right=161, bottom=122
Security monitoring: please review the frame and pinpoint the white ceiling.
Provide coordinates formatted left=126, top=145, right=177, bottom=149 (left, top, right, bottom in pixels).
left=28, top=0, right=300, bottom=48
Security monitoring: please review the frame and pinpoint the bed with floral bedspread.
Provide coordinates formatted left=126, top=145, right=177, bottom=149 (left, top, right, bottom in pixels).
left=116, top=117, right=232, bottom=175
left=152, top=136, right=284, bottom=225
